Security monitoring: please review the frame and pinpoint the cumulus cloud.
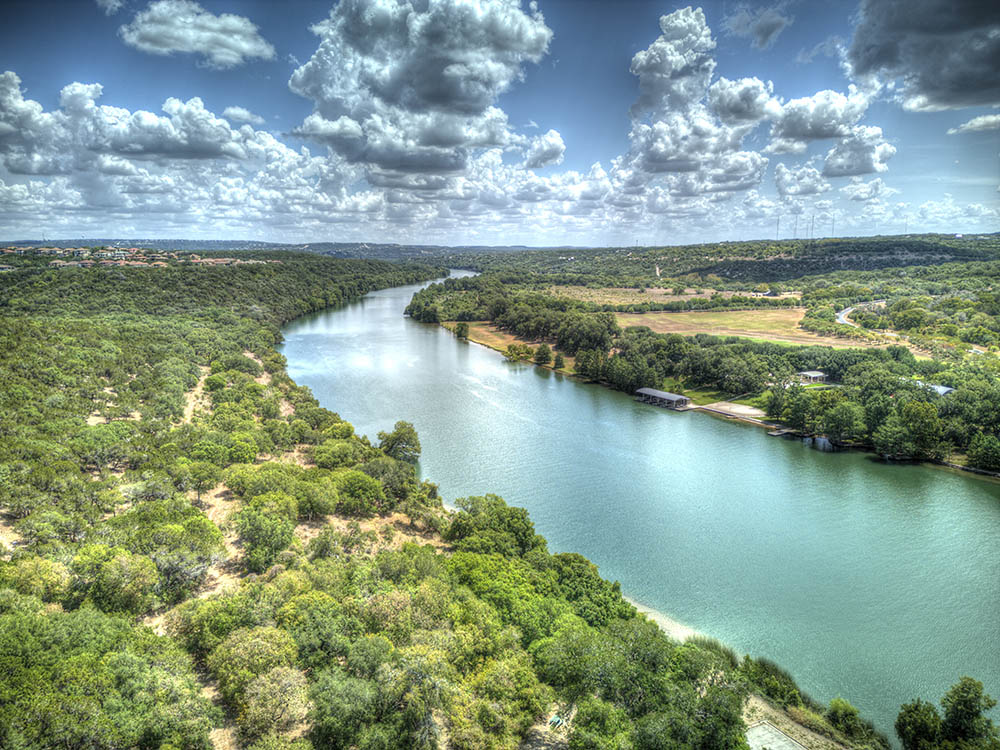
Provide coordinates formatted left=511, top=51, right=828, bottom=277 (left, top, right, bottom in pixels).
left=848, top=0, right=1000, bottom=110
left=223, top=106, right=265, bottom=125
left=96, top=0, right=124, bottom=15
left=288, top=0, right=551, bottom=173
left=629, top=6, right=717, bottom=118
left=775, top=163, right=831, bottom=197
left=708, top=76, right=777, bottom=123
left=947, top=114, right=1000, bottom=134
left=119, top=0, right=275, bottom=69
left=523, top=129, right=565, bottom=168
left=840, top=176, right=899, bottom=202
left=767, top=86, right=869, bottom=153
left=722, top=2, right=794, bottom=50
left=822, top=125, right=896, bottom=177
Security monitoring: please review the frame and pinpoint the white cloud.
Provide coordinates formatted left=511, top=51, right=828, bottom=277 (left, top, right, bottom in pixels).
left=119, top=0, right=275, bottom=69
left=223, top=106, right=265, bottom=126
left=822, top=125, right=895, bottom=177
left=722, top=3, right=794, bottom=50
left=708, top=77, right=777, bottom=124
left=96, top=0, right=124, bottom=15
left=840, top=176, right=899, bottom=202
left=524, top=129, right=565, bottom=169
left=775, top=163, right=831, bottom=197
left=288, top=0, right=551, bottom=173
left=629, top=6, right=716, bottom=118
left=767, top=86, right=869, bottom=153
left=947, top=114, right=1000, bottom=135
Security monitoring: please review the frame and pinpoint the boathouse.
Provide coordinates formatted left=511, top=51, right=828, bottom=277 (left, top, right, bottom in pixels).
left=635, top=387, right=690, bottom=409
left=798, top=370, right=827, bottom=383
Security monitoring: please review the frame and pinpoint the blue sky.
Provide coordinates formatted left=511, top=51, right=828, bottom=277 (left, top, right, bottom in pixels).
left=0, top=0, right=997, bottom=244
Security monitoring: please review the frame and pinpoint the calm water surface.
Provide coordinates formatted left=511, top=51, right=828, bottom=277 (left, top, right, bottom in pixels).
left=279, top=274, right=1000, bottom=737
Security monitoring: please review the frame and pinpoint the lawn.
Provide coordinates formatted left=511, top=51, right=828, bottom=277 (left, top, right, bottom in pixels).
left=615, top=308, right=885, bottom=349
left=440, top=321, right=577, bottom=373
left=549, top=285, right=802, bottom=307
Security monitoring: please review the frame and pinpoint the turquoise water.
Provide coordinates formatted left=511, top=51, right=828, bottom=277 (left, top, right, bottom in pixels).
left=278, top=275, right=1000, bottom=737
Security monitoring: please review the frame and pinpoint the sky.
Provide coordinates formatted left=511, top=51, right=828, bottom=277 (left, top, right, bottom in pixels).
left=0, top=0, right=997, bottom=245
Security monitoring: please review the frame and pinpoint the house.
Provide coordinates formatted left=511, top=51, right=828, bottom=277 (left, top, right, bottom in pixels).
left=915, top=380, right=954, bottom=396
left=635, top=387, right=691, bottom=409
left=798, top=370, right=827, bottom=384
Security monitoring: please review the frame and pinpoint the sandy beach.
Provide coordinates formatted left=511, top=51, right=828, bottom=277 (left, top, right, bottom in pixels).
left=624, top=595, right=702, bottom=642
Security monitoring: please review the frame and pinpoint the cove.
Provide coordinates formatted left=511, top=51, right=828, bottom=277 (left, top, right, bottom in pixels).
left=278, top=273, right=1000, bottom=738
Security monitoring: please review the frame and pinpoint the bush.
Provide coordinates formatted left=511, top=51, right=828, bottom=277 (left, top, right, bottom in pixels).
left=335, top=470, right=386, bottom=517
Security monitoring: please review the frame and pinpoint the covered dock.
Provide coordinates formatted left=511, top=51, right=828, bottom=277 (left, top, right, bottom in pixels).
left=635, top=387, right=691, bottom=409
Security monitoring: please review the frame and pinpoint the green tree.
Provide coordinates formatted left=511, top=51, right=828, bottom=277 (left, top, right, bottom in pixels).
left=968, top=433, right=1000, bottom=472
left=336, top=470, right=387, bottom=516
left=91, top=551, right=160, bottom=615
left=378, top=420, right=421, bottom=463
left=238, top=666, right=311, bottom=743
left=823, top=401, right=866, bottom=444
left=534, top=343, right=553, bottom=365
left=188, top=460, right=222, bottom=503
left=896, top=699, right=941, bottom=750
left=208, top=626, right=298, bottom=703
left=455, top=321, right=469, bottom=339
left=554, top=352, right=566, bottom=369
left=237, top=509, right=295, bottom=573
left=941, top=676, right=998, bottom=743
left=570, top=697, right=633, bottom=750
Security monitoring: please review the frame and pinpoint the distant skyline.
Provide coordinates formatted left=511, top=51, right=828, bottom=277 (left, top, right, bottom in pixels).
left=0, top=0, right=997, bottom=245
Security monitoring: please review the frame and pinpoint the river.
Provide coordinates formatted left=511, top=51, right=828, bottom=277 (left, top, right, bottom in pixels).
left=278, top=273, right=1000, bottom=738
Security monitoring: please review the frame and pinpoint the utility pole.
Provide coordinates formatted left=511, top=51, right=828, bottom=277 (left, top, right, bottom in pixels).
left=776, top=217, right=780, bottom=240
left=831, top=217, right=835, bottom=237
left=793, top=214, right=799, bottom=239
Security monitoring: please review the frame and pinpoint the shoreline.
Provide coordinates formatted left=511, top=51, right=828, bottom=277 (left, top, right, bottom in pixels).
left=623, top=595, right=703, bottom=643
left=438, top=319, right=1000, bottom=485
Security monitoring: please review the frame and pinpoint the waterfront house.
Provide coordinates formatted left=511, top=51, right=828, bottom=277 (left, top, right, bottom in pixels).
left=798, top=370, right=826, bottom=383
left=635, top=387, right=691, bottom=409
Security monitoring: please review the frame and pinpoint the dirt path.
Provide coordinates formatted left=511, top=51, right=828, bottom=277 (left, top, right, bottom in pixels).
left=183, top=366, right=211, bottom=423
left=197, top=483, right=242, bottom=598
left=243, top=350, right=272, bottom=386
left=0, top=511, right=21, bottom=551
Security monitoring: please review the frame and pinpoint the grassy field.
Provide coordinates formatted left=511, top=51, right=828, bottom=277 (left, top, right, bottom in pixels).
left=441, top=321, right=577, bottom=373
left=549, top=285, right=801, bottom=306
left=615, top=308, right=889, bottom=349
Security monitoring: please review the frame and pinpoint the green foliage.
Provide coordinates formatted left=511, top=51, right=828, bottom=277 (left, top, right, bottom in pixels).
left=336, top=470, right=388, bottom=517
left=237, top=509, right=295, bottom=573
left=377, top=420, right=422, bottom=463
left=207, top=626, right=298, bottom=703
left=0, top=606, right=217, bottom=749
left=534, top=342, right=553, bottom=365
left=445, top=494, right=544, bottom=557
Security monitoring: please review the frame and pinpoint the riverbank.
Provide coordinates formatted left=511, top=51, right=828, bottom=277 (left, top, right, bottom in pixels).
left=436, top=319, right=1000, bottom=484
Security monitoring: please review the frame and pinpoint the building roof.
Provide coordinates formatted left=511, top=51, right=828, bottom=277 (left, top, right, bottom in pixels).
left=798, top=370, right=826, bottom=377
left=635, top=387, right=689, bottom=401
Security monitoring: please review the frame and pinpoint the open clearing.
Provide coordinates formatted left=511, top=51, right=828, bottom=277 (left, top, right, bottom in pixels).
left=615, top=309, right=883, bottom=349
left=549, top=285, right=801, bottom=306
left=441, top=321, right=576, bottom=373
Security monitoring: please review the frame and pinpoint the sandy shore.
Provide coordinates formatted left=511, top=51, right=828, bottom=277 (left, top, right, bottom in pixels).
left=624, top=595, right=702, bottom=642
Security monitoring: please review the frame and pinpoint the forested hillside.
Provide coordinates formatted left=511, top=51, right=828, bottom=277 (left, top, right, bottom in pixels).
left=0, top=255, right=994, bottom=750
left=407, top=254, right=1000, bottom=471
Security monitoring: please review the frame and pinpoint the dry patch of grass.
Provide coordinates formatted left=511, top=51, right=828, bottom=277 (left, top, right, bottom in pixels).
left=441, top=321, right=576, bottom=373
left=616, top=309, right=882, bottom=349
left=549, top=285, right=801, bottom=306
